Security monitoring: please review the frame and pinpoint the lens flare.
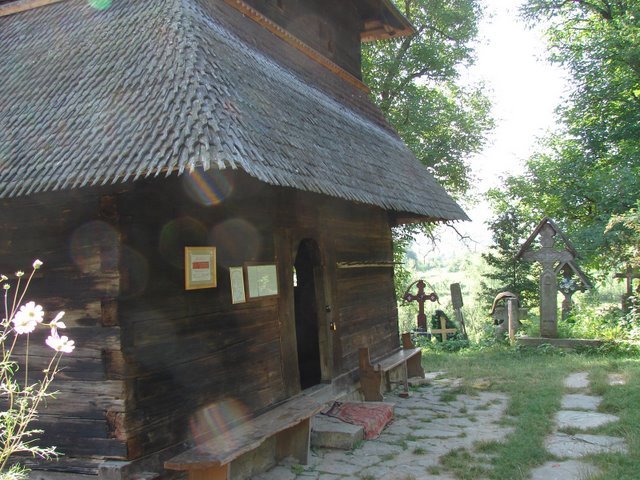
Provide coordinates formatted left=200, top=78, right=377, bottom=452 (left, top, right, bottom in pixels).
left=159, top=217, right=208, bottom=269
left=190, top=399, right=250, bottom=447
left=69, top=221, right=120, bottom=274
left=210, top=219, right=261, bottom=267
left=183, top=170, right=234, bottom=206
left=119, top=246, right=149, bottom=299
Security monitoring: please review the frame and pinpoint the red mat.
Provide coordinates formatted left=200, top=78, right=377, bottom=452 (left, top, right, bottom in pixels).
left=324, top=401, right=394, bottom=439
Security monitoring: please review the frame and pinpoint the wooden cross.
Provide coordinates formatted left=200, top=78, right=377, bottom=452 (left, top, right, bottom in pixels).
left=614, top=265, right=640, bottom=312
left=521, top=224, right=573, bottom=338
left=403, top=280, right=438, bottom=331
left=431, top=313, right=456, bottom=341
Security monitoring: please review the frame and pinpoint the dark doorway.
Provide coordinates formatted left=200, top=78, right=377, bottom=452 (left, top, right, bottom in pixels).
left=294, top=239, right=322, bottom=390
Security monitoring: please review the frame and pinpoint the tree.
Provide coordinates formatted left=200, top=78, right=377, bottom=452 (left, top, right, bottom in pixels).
left=505, top=0, right=640, bottom=270
left=481, top=188, right=540, bottom=308
left=363, top=0, right=492, bottom=196
left=361, top=0, right=493, bottom=296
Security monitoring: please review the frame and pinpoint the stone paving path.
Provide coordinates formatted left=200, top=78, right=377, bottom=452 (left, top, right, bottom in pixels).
left=254, top=373, right=513, bottom=480
left=530, top=371, right=628, bottom=480
left=252, top=370, right=629, bottom=480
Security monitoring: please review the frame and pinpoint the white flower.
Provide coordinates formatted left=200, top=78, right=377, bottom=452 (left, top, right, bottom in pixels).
left=50, top=311, right=66, bottom=330
left=32, top=259, right=43, bottom=270
left=12, top=302, right=45, bottom=334
left=45, top=330, right=75, bottom=353
left=15, top=271, right=24, bottom=278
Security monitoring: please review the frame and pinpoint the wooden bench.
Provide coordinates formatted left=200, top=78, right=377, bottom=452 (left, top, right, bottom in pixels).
left=359, top=333, right=425, bottom=401
left=164, top=394, right=323, bottom=480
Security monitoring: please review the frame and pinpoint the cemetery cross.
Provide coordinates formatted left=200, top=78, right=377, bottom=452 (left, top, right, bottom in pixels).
left=521, top=223, right=573, bottom=338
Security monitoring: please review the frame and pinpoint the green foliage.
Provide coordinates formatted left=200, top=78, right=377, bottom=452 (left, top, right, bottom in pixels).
left=559, top=291, right=640, bottom=341
left=393, top=223, right=432, bottom=301
left=607, top=201, right=640, bottom=269
left=498, top=0, right=640, bottom=271
left=362, top=0, right=493, bottom=292
left=480, top=196, right=540, bottom=309
left=362, top=0, right=493, bottom=196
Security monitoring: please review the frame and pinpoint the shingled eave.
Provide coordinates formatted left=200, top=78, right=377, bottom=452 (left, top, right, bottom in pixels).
left=0, top=0, right=468, bottom=223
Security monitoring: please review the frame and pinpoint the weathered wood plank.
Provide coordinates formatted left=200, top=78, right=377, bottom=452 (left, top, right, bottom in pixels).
left=165, top=394, right=322, bottom=470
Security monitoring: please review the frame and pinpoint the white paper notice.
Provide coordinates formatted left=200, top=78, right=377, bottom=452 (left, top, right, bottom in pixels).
left=190, top=254, right=212, bottom=282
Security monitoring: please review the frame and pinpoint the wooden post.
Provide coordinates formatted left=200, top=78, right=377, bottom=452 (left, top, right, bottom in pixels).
left=507, top=298, right=517, bottom=345
left=450, top=283, right=467, bottom=339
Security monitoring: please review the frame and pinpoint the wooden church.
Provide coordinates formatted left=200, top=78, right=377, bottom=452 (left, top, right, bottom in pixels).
left=0, top=0, right=467, bottom=478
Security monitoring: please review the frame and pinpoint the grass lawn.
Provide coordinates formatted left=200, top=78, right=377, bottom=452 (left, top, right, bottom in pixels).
left=420, top=344, right=640, bottom=480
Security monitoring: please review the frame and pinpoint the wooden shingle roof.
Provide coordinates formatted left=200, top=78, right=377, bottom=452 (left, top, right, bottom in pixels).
left=0, top=0, right=468, bottom=223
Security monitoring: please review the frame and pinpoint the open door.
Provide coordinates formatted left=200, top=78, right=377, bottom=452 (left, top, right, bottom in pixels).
left=294, top=239, right=323, bottom=390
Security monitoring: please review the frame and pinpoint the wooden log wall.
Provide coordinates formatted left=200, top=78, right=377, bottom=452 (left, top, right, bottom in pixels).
left=0, top=171, right=401, bottom=472
left=116, top=174, right=287, bottom=459
left=0, top=189, right=126, bottom=475
left=241, top=0, right=362, bottom=78
left=116, top=172, right=400, bottom=459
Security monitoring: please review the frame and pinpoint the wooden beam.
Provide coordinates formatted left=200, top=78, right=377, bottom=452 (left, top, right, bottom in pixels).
left=336, top=261, right=397, bottom=269
left=0, top=0, right=66, bottom=17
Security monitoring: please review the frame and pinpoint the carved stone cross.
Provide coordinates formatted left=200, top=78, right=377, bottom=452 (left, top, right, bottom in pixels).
left=520, top=223, right=573, bottom=338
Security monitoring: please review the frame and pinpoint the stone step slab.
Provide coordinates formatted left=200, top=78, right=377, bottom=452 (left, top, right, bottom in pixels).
left=310, top=415, right=364, bottom=450
left=546, top=432, right=628, bottom=458
left=530, top=460, right=600, bottom=480
left=563, top=372, right=590, bottom=389
left=561, top=393, right=602, bottom=411
left=555, top=410, right=619, bottom=430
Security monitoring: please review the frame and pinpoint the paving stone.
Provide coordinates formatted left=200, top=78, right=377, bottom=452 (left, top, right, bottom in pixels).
left=561, top=394, right=602, bottom=411
left=389, top=463, right=432, bottom=479
left=555, top=410, right=619, bottom=430
left=358, top=440, right=404, bottom=456
left=298, top=471, right=319, bottom=479
left=530, top=460, right=600, bottom=480
left=340, top=453, right=381, bottom=468
left=608, top=373, right=627, bottom=386
left=546, top=432, right=628, bottom=458
left=384, top=422, right=413, bottom=436
left=357, top=464, right=392, bottom=479
left=408, top=376, right=431, bottom=387
left=432, top=416, right=476, bottom=427
left=424, top=371, right=448, bottom=381
left=252, top=465, right=297, bottom=480
left=314, top=459, right=362, bottom=476
left=255, top=373, right=627, bottom=480
left=412, top=425, right=463, bottom=438
left=564, top=372, right=590, bottom=389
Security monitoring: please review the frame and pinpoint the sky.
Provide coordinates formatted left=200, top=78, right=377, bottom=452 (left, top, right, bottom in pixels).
left=416, top=0, right=569, bottom=256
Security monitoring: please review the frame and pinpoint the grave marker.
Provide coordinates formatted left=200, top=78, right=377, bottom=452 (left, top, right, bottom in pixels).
left=614, top=265, right=640, bottom=313
left=517, top=218, right=576, bottom=338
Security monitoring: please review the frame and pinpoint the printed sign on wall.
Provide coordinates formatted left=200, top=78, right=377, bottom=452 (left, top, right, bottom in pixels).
left=185, top=247, right=217, bottom=290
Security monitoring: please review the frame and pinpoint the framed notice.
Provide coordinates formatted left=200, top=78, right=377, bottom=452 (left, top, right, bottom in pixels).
left=184, top=247, right=217, bottom=290
left=229, top=266, right=246, bottom=304
left=246, top=264, right=278, bottom=298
